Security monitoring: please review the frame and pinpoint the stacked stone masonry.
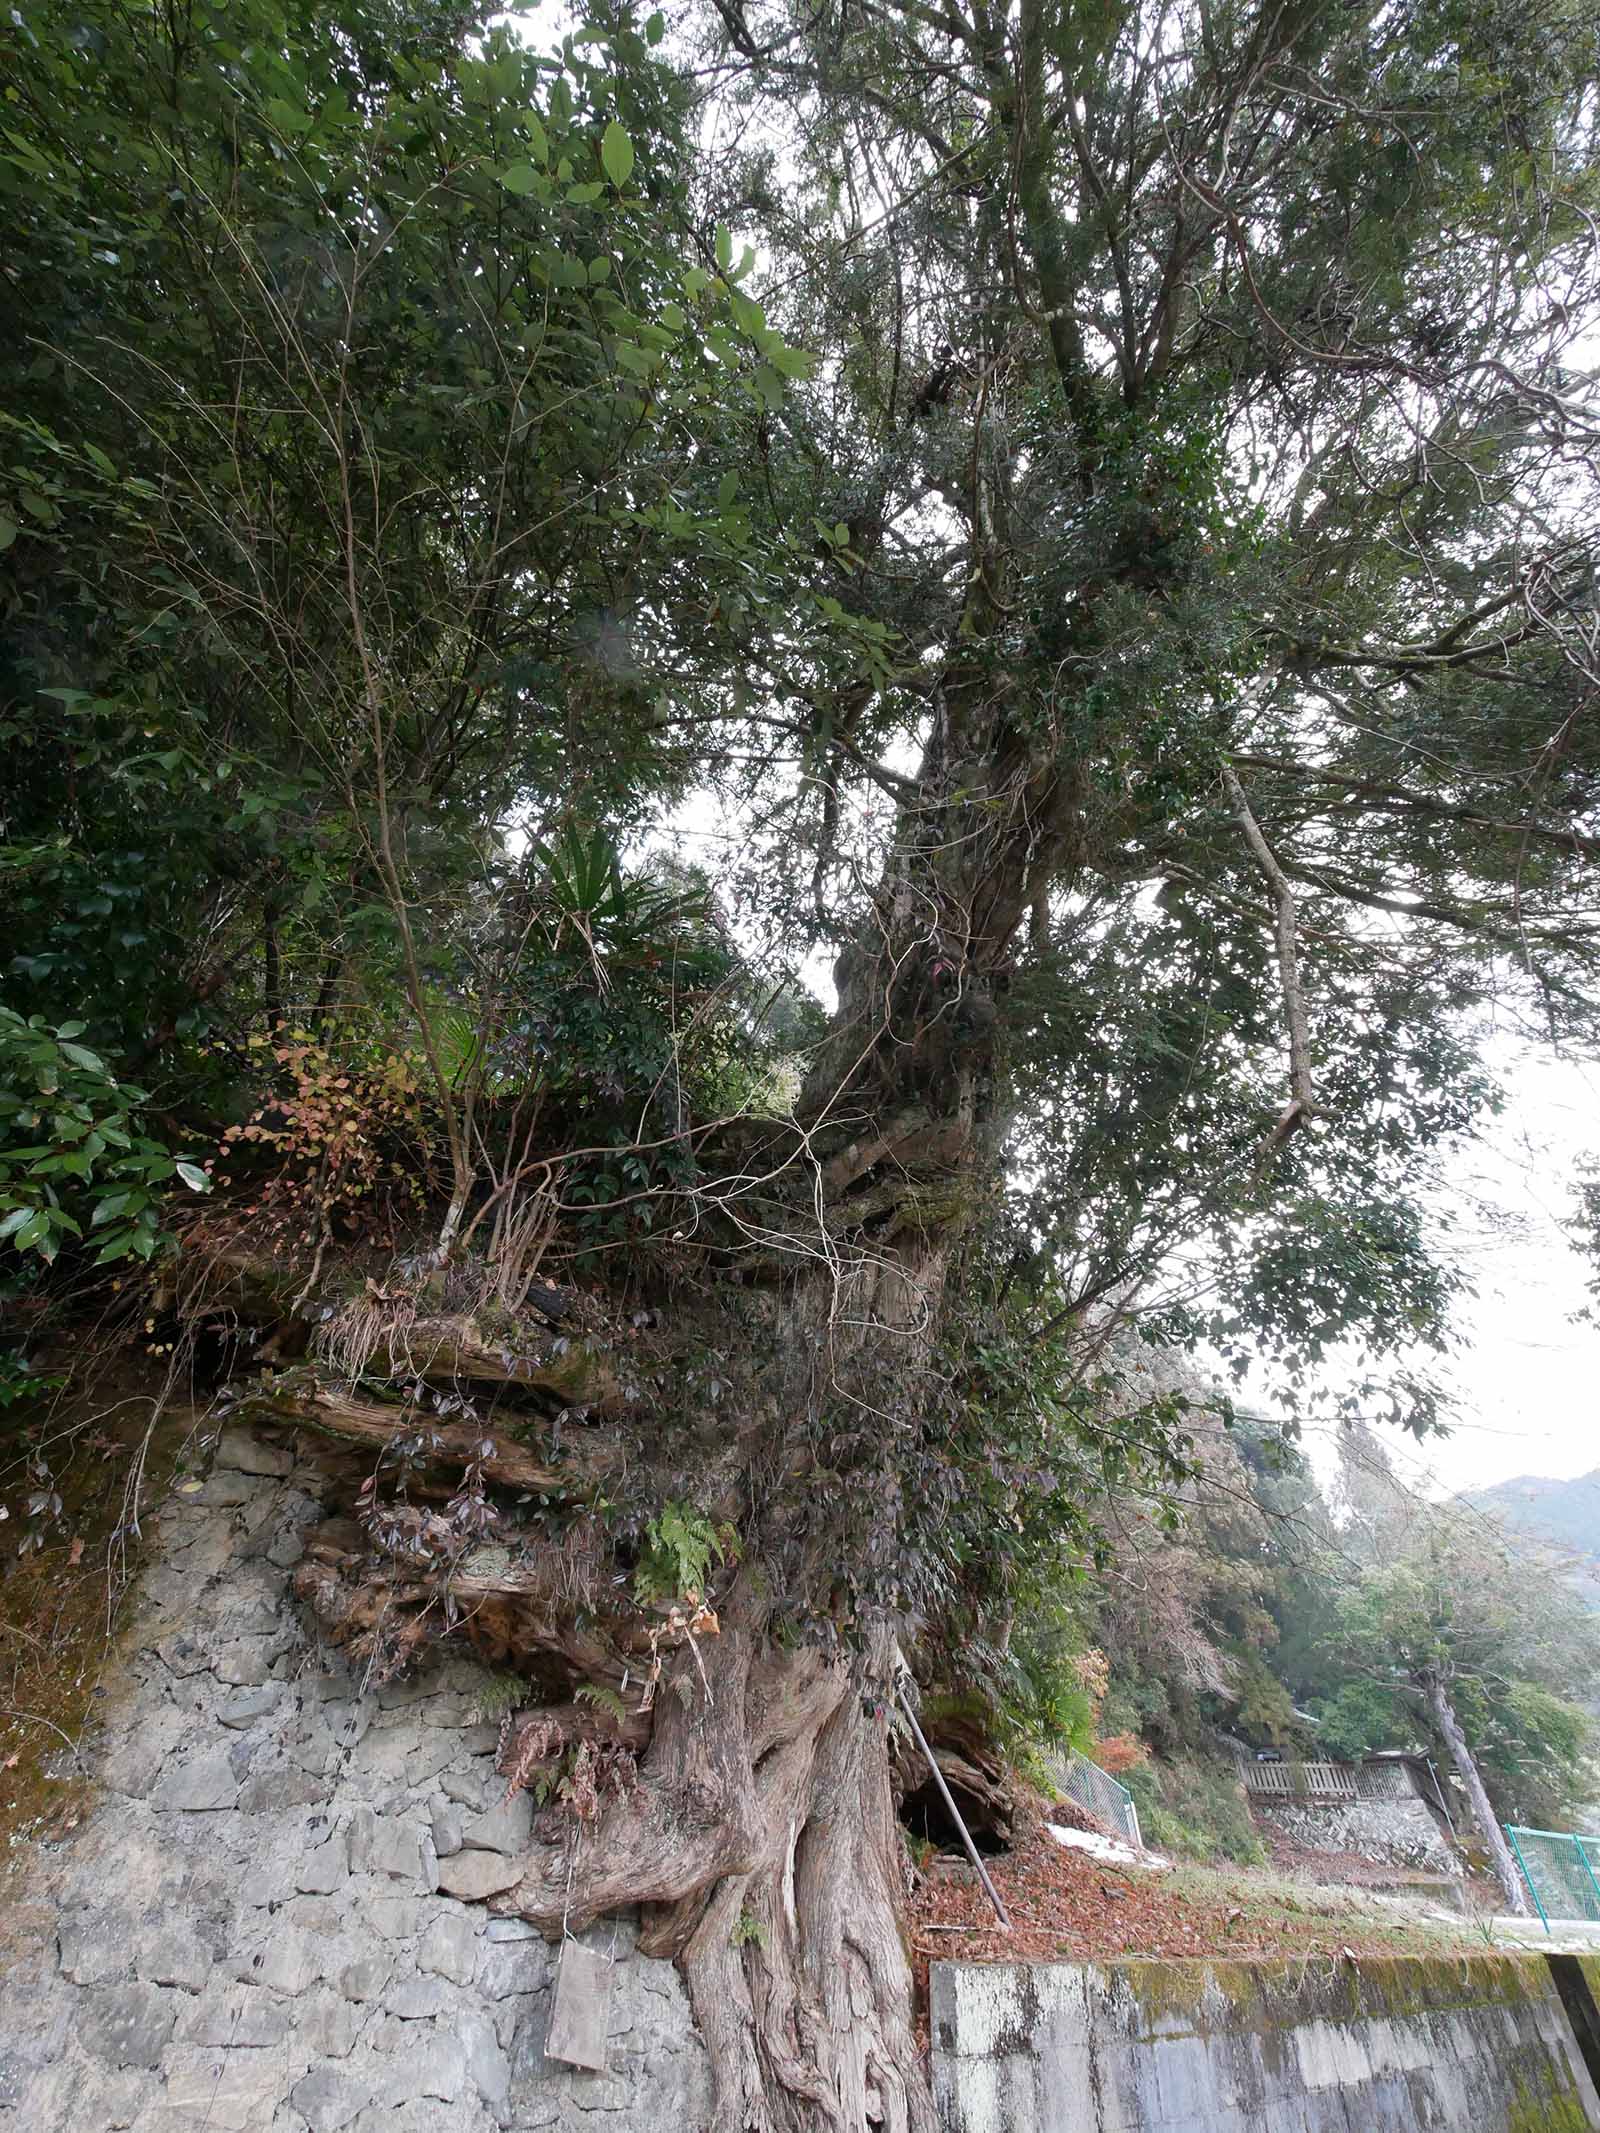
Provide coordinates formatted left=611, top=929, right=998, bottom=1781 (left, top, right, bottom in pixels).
left=1249, top=1793, right=1462, bottom=1875
left=0, top=1424, right=712, bottom=2133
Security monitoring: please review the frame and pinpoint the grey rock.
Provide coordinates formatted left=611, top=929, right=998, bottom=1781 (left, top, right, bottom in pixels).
left=416, top=1912, right=479, bottom=1986
left=160, top=2042, right=285, bottom=2131
left=336, top=1954, right=392, bottom=2004
left=378, top=1675, right=440, bottom=1711
left=460, top=1791, right=532, bottom=1856
left=434, top=1850, right=523, bottom=1902
left=381, top=2033, right=467, bottom=2105
left=155, top=1753, right=239, bottom=1812
left=218, top=1682, right=289, bottom=1729
left=346, top=1805, right=378, bottom=1870
left=174, top=1985, right=293, bottom=2048
left=239, top=1762, right=334, bottom=1813
left=406, top=1737, right=461, bottom=1788
left=290, top=2067, right=370, bottom=2133
left=429, top=1801, right=463, bottom=1859
left=368, top=1898, right=430, bottom=1941
left=265, top=1526, right=307, bottom=1569
left=287, top=1895, right=342, bottom=1938
left=79, top=1983, right=178, bottom=2069
left=384, top=1973, right=452, bottom=2020
left=483, top=1918, right=542, bottom=1942
left=299, top=1990, right=363, bottom=2059
left=97, top=1731, right=173, bottom=1799
left=214, top=1426, right=295, bottom=1478
left=229, top=1734, right=266, bottom=1780
left=438, top=1766, right=494, bottom=1810
left=59, top=1910, right=131, bottom=1984
left=322, top=1701, right=372, bottom=1754
left=232, top=1928, right=317, bottom=1997
left=368, top=1817, right=424, bottom=1883
left=420, top=1694, right=477, bottom=1729
left=136, top=1932, right=213, bottom=1993
left=189, top=1470, right=260, bottom=1507
left=459, top=2009, right=511, bottom=2106
left=155, top=1634, right=213, bottom=1679
left=214, top=1639, right=280, bottom=1688
left=295, top=1830, right=350, bottom=1896
left=475, top=1937, right=554, bottom=2002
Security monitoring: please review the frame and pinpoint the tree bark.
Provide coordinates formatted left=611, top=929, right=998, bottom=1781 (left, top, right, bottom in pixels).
left=1422, top=1670, right=1530, bottom=1915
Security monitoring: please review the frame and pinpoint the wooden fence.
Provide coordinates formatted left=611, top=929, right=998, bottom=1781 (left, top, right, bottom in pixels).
left=1242, top=1759, right=1360, bottom=1801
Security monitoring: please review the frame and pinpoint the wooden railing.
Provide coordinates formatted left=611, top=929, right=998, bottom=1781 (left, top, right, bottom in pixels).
left=1242, top=1759, right=1359, bottom=1801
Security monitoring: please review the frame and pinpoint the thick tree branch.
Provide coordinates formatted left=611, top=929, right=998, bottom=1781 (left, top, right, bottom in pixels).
left=1220, top=762, right=1318, bottom=1152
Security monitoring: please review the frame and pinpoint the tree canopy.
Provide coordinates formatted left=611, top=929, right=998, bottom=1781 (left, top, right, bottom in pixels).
left=5, top=0, right=1600, bottom=2123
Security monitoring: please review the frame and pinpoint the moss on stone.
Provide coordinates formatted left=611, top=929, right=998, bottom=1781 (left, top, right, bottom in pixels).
left=1507, top=2078, right=1596, bottom=2132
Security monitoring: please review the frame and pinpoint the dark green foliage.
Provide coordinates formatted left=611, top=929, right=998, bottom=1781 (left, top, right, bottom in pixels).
left=1122, top=1757, right=1265, bottom=1867
left=0, top=1007, right=207, bottom=1272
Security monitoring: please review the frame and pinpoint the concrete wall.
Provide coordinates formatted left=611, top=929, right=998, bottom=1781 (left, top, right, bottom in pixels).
left=930, top=1955, right=1600, bottom=2133
left=0, top=1424, right=710, bottom=2133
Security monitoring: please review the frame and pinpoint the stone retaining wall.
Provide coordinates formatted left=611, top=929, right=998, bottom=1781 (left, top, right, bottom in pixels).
left=931, top=1954, right=1600, bottom=2132
left=1250, top=1791, right=1462, bottom=1875
left=0, top=1423, right=710, bottom=2133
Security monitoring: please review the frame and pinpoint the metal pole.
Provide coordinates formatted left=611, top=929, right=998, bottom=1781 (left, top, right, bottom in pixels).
left=1506, top=1825, right=1550, bottom=1935
left=896, top=1686, right=1011, bottom=1931
left=1573, top=1836, right=1600, bottom=1925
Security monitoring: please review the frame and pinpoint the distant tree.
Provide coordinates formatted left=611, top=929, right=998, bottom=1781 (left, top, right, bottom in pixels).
left=1319, top=1507, right=1600, bottom=1912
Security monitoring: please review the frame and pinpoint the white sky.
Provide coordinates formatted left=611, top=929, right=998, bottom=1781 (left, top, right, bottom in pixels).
left=1408, top=1049, right=1600, bottom=1496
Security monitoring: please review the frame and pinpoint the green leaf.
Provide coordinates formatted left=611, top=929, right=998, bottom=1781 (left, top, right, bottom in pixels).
left=519, top=111, right=550, bottom=163
left=715, top=223, right=733, bottom=271
left=0, top=519, right=15, bottom=553
left=729, top=291, right=766, bottom=336
left=500, top=162, right=539, bottom=196
left=587, top=255, right=613, bottom=283
left=614, top=341, right=660, bottom=376
left=601, top=120, right=635, bottom=189
left=175, top=1160, right=211, bottom=1192
left=646, top=10, right=665, bottom=44
left=58, top=1041, right=106, bottom=1073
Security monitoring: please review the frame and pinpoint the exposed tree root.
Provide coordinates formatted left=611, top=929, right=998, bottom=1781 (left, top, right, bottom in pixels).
left=234, top=1377, right=614, bottom=1493
left=489, top=1631, right=936, bottom=2133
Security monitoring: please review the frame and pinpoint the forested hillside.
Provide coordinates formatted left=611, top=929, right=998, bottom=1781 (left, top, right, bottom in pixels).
left=1471, top=1469, right=1600, bottom=1571
left=1062, top=1395, right=1600, bottom=1863
left=5, top=0, right=1600, bottom=2124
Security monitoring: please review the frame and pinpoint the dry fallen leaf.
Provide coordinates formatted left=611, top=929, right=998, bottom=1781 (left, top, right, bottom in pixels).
left=67, top=1536, right=84, bottom=1566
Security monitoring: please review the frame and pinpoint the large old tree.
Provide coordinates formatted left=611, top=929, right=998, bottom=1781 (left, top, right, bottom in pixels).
left=4, top=0, right=1600, bottom=2124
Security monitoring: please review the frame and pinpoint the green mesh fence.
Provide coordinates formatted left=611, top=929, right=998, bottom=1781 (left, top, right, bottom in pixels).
left=1505, top=1825, right=1600, bottom=1929
left=1044, top=1751, right=1143, bottom=1849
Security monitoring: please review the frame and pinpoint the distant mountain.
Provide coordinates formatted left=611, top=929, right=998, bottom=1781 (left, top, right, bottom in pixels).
left=1469, top=1469, right=1600, bottom=1571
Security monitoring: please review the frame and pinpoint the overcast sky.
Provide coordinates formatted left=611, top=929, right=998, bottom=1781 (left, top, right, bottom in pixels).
left=1398, top=1048, right=1600, bottom=1498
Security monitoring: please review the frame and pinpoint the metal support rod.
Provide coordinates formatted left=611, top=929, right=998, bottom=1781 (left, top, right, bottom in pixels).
left=896, top=1684, right=1011, bottom=1931
left=1506, top=1825, right=1551, bottom=1935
